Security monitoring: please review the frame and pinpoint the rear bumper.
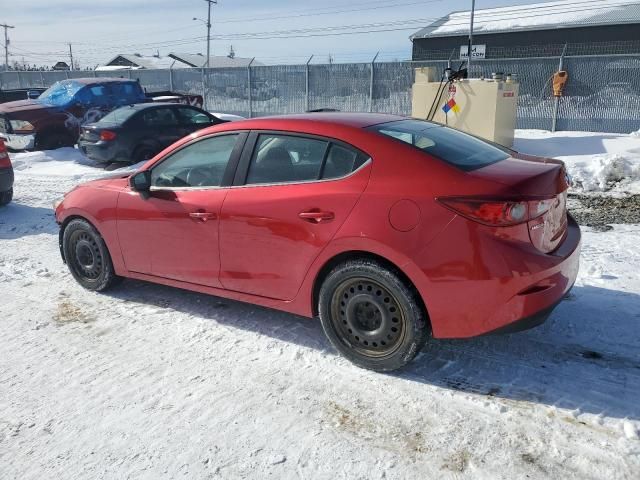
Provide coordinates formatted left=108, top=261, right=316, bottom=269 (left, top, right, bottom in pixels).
left=0, top=167, right=14, bottom=192
left=419, top=214, right=581, bottom=338
left=78, top=140, right=120, bottom=163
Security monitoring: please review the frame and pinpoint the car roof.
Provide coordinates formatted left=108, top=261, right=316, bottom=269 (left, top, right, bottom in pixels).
left=248, top=112, right=406, bottom=128
left=118, top=102, right=200, bottom=111
left=65, top=77, right=138, bottom=85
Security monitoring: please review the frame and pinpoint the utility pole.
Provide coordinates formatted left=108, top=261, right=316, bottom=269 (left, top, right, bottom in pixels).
left=1, top=23, right=15, bottom=72
left=204, top=0, right=217, bottom=68
left=467, top=0, right=476, bottom=74
left=68, top=43, right=74, bottom=70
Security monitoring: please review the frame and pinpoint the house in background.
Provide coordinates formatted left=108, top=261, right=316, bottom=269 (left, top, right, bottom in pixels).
left=411, top=0, right=640, bottom=60
left=168, top=52, right=263, bottom=68
left=96, top=53, right=191, bottom=71
left=52, top=61, right=70, bottom=71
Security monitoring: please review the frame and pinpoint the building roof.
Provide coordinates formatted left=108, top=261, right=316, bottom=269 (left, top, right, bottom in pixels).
left=168, top=53, right=263, bottom=68
left=411, top=0, right=640, bottom=39
left=101, top=54, right=191, bottom=70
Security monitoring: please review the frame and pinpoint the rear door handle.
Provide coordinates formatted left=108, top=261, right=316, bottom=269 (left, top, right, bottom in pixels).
left=189, top=211, right=217, bottom=222
left=298, top=210, right=335, bottom=224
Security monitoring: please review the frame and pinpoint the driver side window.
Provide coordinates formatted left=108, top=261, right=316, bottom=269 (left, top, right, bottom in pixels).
left=151, top=134, right=239, bottom=188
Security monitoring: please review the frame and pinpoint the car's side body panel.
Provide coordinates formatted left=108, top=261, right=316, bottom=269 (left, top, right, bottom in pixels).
left=55, top=113, right=581, bottom=342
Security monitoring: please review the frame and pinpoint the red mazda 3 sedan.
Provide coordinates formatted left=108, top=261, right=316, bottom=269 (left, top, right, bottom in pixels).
left=55, top=113, right=580, bottom=371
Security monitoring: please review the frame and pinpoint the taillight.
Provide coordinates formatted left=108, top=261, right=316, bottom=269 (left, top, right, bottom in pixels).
left=100, top=130, right=117, bottom=141
left=437, top=197, right=556, bottom=227
left=0, top=141, right=10, bottom=168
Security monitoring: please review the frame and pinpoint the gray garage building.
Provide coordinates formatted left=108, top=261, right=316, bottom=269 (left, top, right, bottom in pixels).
left=411, top=0, right=640, bottom=60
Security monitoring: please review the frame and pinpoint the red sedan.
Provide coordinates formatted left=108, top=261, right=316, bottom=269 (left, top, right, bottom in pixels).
left=54, top=113, right=580, bottom=371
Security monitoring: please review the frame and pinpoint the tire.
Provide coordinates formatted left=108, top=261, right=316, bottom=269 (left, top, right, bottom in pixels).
left=36, top=131, right=74, bottom=150
left=133, top=146, right=156, bottom=163
left=318, top=259, right=429, bottom=372
left=62, top=218, right=121, bottom=291
left=0, top=188, right=13, bottom=206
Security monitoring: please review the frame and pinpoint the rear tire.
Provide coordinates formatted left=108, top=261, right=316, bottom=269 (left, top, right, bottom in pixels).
left=0, top=188, right=13, bottom=206
left=318, top=259, right=429, bottom=372
left=62, top=219, right=121, bottom=291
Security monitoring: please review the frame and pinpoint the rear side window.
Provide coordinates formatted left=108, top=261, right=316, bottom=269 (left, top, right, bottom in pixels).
left=97, top=107, right=138, bottom=125
left=246, top=134, right=328, bottom=184
left=141, top=108, right=177, bottom=127
left=245, top=134, right=368, bottom=185
left=368, top=119, right=509, bottom=171
left=109, top=82, right=145, bottom=105
left=177, top=107, right=213, bottom=125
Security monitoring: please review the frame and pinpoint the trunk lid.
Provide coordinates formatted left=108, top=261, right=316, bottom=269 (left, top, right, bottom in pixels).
left=468, top=154, right=570, bottom=253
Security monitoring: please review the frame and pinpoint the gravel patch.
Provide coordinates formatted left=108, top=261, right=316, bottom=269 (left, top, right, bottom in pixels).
left=568, top=194, right=640, bottom=228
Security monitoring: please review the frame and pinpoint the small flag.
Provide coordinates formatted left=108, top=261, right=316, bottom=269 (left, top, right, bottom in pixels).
left=442, top=98, right=461, bottom=114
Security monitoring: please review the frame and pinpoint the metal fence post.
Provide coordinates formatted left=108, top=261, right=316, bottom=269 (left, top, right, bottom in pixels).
left=305, top=55, right=313, bottom=112
left=369, top=52, right=379, bottom=113
left=169, top=66, right=174, bottom=91
left=201, top=67, right=206, bottom=110
left=40, top=71, right=45, bottom=87
left=551, top=43, right=567, bottom=132
left=16, top=70, right=22, bottom=88
left=247, top=58, right=255, bottom=118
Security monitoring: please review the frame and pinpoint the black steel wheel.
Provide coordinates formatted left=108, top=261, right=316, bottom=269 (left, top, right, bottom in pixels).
left=62, top=219, right=120, bottom=291
left=319, top=259, right=429, bottom=372
left=0, top=188, right=13, bottom=206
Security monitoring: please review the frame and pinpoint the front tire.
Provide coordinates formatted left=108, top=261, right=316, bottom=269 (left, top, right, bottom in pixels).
left=62, top=219, right=120, bottom=291
left=318, top=259, right=429, bottom=372
left=0, top=188, right=13, bottom=206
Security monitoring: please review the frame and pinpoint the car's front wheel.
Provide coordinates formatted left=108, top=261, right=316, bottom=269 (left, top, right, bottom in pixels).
left=62, top=219, right=120, bottom=291
left=318, top=259, right=429, bottom=372
left=0, top=188, right=13, bottom=206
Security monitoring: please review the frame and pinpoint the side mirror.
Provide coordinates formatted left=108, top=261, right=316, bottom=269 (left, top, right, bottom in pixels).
left=27, top=90, right=41, bottom=100
left=129, top=171, right=152, bottom=192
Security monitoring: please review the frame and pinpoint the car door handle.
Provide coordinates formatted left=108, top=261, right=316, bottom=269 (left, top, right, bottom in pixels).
left=189, top=212, right=217, bottom=222
left=298, top=210, right=335, bottom=224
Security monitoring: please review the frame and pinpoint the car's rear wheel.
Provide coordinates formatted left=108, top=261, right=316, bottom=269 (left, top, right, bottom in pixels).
left=0, top=188, right=13, bottom=206
left=62, top=219, right=120, bottom=291
left=318, top=259, right=429, bottom=372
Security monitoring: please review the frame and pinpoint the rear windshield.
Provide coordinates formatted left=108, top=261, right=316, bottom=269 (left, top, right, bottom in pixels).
left=368, top=119, right=509, bottom=171
left=97, top=107, right=139, bottom=125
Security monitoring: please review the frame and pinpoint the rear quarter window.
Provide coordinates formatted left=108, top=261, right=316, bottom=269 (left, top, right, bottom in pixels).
left=368, top=119, right=509, bottom=171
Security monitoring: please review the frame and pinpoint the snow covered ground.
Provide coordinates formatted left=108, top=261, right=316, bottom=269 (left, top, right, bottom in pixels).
left=1, top=133, right=640, bottom=479
left=514, top=130, right=640, bottom=194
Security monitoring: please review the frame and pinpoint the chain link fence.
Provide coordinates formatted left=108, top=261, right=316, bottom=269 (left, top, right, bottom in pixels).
left=2, top=52, right=640, bottom=133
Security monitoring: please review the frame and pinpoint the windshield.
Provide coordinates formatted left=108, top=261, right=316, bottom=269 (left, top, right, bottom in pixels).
left=97, top=106, right=138, bottom=125
left=368, top=119, right=510, bottom=171
left=38, top=80, right=84, bottom=106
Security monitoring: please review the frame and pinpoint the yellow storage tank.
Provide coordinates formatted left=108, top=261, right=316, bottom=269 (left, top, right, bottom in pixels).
left=411, top=68, right=519, bottom=148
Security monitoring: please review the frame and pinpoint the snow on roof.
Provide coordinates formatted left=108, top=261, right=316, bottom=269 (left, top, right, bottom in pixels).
left=411, top=0, right=640, bottom=39
left=168, top=53, right=263, bottom=68
left=102, top=54, right=191, bottom=70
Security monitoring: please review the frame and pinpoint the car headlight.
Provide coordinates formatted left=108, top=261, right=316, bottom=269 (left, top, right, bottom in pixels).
left=10, top=120, right=35, bottom=133
left=53, top=197, right=64, bottom=210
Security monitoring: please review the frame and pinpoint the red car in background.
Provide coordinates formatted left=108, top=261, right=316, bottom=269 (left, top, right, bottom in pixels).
left=54, top=113, right=580, bottom=371
left=0, top=137, right=13, bottom=206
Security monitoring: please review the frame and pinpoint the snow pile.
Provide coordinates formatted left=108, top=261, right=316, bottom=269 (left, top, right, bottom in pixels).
left=9, top=147, right=141, bottom=181
left=514, top=130, right=640, bottom=193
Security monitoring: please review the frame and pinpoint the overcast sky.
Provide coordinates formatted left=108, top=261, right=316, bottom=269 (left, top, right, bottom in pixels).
left=3, top=0, right=546, bottom=68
